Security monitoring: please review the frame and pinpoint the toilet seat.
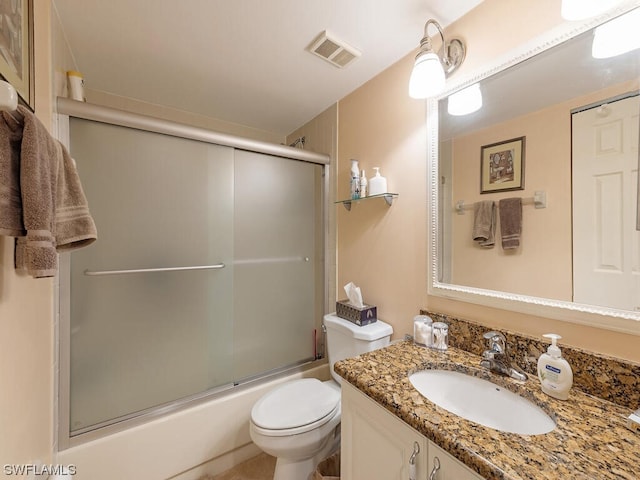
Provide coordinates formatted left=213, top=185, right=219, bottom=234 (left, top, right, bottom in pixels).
left=251, top=378, right=340, bottom=437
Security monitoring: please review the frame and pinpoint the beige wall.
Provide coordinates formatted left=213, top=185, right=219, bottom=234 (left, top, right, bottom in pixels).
left=450, top=99, right=573, bottom=300
left=337, top=52, right=429, bottom=332
left=0, top=2, right=55, bottom=475
left=337, top=0, right=640, bottom=362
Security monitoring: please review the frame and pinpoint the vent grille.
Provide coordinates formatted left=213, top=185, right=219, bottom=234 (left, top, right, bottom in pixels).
left=308, top=31, right=361, bottom=68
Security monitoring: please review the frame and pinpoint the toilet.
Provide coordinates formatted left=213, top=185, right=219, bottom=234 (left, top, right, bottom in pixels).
left=249, top=313, right=393, bottom=480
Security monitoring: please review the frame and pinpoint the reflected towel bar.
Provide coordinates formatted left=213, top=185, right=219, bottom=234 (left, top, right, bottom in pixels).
left=84, top=263, right=226, bottom=276
left=455, top=191, right=547, bottom=215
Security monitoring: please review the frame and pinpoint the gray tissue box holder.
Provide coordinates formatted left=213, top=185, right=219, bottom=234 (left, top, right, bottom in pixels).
left=336, top=300, right=377, bottom=326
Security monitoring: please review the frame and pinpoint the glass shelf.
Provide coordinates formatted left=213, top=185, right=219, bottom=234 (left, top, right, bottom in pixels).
left=335, top=193, right=399, bottom=211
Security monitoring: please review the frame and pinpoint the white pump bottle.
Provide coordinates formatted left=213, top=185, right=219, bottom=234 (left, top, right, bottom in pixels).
left=368, top=167, right=388, bottom=196
left=537, top=334, right=573, bottom=400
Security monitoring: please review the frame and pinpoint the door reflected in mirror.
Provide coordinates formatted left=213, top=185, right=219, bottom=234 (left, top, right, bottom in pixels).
left=572, top=95, right=639, bottom=311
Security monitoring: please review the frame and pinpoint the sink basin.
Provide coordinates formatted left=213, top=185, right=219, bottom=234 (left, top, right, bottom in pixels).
left=409, top=369, right=555, bottom=435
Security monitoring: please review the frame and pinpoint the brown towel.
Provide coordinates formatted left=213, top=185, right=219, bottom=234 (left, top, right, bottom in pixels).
left=499, top=197, right=522, bottom=249
left=2, top=105, right=97, bottom=278
left=0, top=108, right=25, bottom=236
left=472, top=200, right=496, bottom=248
left=54, top=142, right=97, bottom=251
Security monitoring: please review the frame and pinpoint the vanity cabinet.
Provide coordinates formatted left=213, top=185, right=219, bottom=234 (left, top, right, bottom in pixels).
left=341, top=382, right=484, bottom=480
left=341, top=380, right=428, bottom=479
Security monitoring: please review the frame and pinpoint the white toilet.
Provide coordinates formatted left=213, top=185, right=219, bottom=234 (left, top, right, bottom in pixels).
left=249, top=313, right=393, bottom=480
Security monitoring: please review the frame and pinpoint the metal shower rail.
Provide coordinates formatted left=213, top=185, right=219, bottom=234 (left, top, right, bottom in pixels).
left=56, top=97, right=330, bottom=166
left=84, top=263, right=226, bottom=276
left=83, top=256, right=312, bottom=276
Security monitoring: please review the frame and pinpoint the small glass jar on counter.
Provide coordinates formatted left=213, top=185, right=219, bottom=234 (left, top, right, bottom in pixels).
left=431, top=322, right=449, bottom=351
left=413, top=315, right=433, bottom=347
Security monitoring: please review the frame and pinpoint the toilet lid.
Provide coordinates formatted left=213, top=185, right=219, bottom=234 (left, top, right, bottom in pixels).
left=251, top=378, right=340, bottom=430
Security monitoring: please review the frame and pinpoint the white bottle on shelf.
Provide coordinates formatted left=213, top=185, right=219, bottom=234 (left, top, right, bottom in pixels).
left=368, top=167, right=387, bottom=196
left=350, top=159, right=360, bottom=199
left=359, top=169, right=368, bottom=197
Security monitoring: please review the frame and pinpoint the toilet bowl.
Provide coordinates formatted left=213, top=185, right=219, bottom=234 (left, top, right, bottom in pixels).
left=250, top=378, right=341, bottom=480
left=249, top=314, right=393, bottom=480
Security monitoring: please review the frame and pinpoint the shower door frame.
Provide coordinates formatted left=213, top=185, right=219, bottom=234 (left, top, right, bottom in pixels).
left=55, top=98, right=332, bottom=449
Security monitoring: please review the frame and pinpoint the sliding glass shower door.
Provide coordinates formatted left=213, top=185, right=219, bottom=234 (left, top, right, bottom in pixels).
left=66, top=118, right=322, bottom=434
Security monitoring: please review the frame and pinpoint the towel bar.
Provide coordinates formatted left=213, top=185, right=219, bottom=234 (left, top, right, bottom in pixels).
left=455, top=190, right=547, bottom=215
left=84, top=263, right=226, bottom=276
left=0, top=80, right=18, bottom=112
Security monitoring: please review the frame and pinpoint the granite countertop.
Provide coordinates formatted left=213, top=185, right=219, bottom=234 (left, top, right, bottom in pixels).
left=334, top=341, right=640, bottom=480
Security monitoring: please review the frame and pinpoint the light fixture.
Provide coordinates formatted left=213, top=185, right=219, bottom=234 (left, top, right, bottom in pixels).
left=560, top=0, right=622, bottom=21
left=592, top=8, right=640, bottom=58
left=447, top=83, right=482, bottom=116
left=408, top=19, right=465, bottom=99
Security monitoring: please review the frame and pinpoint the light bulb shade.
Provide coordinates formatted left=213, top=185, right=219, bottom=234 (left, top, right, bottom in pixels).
left=409, top=52, right=446, bottom=99
left=592, top=8, right=640, bottom=58
left=561, top=0, right=621, bottom=20
left=447, top=83, right=482, bottom=116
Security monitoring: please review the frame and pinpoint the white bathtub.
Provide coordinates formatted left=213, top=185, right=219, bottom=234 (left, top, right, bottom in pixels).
left=57, top=364, right=329, bottom=480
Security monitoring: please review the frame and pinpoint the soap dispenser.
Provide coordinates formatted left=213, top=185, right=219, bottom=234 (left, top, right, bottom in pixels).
left=368, top=167, right=388, bottom=196
left=537, top=334, right=573, bottom=400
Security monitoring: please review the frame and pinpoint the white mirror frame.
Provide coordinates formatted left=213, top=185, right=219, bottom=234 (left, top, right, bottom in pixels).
left=427, top=2, right=640, bottom=336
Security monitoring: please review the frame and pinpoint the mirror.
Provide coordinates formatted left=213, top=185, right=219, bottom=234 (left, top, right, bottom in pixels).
left=428, top=6, right=640, bottom=334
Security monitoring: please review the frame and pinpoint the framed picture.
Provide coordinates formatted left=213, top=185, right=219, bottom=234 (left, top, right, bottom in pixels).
left=0, top=0, right=34, bottom=109
left=480, top=136, right=525, bottom=194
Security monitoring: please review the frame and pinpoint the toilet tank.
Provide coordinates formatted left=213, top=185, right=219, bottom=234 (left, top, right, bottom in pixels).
left=323, top=313, right=393, bottom=384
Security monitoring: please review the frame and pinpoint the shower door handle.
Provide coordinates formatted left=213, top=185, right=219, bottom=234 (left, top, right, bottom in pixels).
left=84, top=263, right=226, bottom=276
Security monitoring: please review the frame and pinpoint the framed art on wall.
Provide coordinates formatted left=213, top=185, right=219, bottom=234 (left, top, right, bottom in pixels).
left=480, top=136, right=525, bottom=194
left=0, top=0, right=34, bottom=109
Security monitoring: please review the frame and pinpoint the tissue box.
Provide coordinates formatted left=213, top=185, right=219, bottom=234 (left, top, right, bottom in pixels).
left=336, top=300, right=377, bottom=326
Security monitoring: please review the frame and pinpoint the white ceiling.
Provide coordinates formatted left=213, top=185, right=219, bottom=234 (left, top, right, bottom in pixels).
left=53, top=0, right=483, bottom=137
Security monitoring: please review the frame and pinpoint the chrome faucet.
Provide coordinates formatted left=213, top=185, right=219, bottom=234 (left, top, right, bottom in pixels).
left=480, top=331, right=527, bottom=381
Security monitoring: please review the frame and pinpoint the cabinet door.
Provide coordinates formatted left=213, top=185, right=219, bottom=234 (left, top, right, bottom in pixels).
left=428, top=441, right=484, bottom=480
left=341, top=382, right=427, bottom=480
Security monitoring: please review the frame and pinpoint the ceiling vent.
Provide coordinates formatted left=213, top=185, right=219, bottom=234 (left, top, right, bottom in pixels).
left=308, top=31, right=361, bottom=68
